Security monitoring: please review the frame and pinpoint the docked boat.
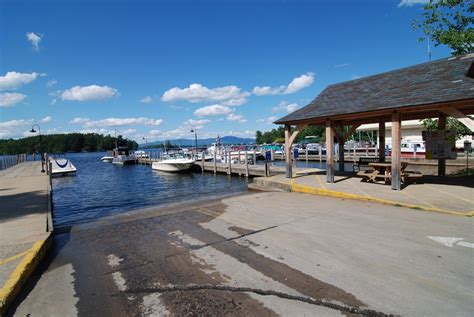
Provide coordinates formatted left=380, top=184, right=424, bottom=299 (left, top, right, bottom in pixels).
left=151, top=153, right=195, bottom=172
left=101, top=155, right=113, bottom=163
left=134, top=150, right=149, bottom=159
left=112, top=147, right=136, bottom=165
left=49, top=157, right=77, bottom=177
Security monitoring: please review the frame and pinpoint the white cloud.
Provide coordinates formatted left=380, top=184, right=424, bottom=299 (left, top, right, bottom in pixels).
left=226, top=130, right=255, bottom=138
left=0, top=92, right=26, bottom=107
left=398, top=0, right=428, bottom=7
left=226, top=113, right=247, bottom=123
left=40, top=116, right=52, bottom=123
left=46, top=79, right=57, bottom=87
left=194, top=104, right=232, bottom=117
left=257, top=116, right=278, bottom=124
left=70, top=117, right=163, bottom=128
left=272, top=101, right=299, bottom=113
left=149, top=129, right=161, bottom=136
left=26, top=32, right=42, bottom=51
left=61, top=85, right=119, bottom=101
left=0, top=119, right=34, bottom=138
left=121, top=128, right=137, bottom=135
left=0, top=71, right=42, bottom=90
left=161, top=83, right=250, bottom=105
left=184, top=119, right=210, bottom=127
left=159, top=118, right=211, bottom=140
left=253, top=72, right=314, bottom=96
left=140, top=96, right=153, bottom=103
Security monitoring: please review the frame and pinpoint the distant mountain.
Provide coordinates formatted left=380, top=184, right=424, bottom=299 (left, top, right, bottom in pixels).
left=141, top=136, right=255, bottom=148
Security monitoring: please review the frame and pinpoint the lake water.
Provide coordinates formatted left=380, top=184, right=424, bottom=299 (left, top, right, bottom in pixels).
left=51, top=152, right=250, bottom=227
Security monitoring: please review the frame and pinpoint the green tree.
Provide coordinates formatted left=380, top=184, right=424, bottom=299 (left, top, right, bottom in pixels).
left=421, top=116, right=473, bottom=140
left=413, top=0, right=474, bottom=56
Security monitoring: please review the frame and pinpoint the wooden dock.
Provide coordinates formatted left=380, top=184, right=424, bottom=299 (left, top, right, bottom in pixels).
left=136, top=157, right=289, bottom=177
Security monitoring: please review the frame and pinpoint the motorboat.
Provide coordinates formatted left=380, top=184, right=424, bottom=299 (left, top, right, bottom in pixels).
left=152, top=153, right=195, bottom=172
left=195, top=152, right=214, bottom=161
left=112, top=147, right=136, bottom=165
left=134, top=150, right=149, bottom=159
left=101, top=155, right=113, bottom=163
left=49, top=157, right=77, bottom=177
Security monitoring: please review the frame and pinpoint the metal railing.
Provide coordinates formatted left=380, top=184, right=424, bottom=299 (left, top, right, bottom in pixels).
left=0, top=154, right=28, bottom=171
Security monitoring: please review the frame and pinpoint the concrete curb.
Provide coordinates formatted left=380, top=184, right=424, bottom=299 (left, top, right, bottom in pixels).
left=0, top=233, right=53, bottom=315
left=290, top=183, right=473, bottom=217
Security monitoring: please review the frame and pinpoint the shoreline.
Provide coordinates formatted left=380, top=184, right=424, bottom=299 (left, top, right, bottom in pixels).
left=53, top=189, right=259, bottom=234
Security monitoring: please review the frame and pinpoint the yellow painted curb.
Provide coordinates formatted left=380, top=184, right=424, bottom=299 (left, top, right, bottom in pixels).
left=0, top=234, right=52, bottom=315
left=291, top=183, right=472, bottom=217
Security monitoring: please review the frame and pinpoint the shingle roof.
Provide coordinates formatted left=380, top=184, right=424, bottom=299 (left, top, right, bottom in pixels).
left=275, top=54, right=474, bottom=124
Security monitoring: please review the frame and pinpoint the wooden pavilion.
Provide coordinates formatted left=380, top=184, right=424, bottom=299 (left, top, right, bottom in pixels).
left=275, top=53, right=474, bottom=190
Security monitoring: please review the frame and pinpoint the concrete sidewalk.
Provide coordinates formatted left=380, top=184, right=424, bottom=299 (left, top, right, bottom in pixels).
left=253, top=170, right=474, bottom=216
left=0, top=162, right=52, bottom=314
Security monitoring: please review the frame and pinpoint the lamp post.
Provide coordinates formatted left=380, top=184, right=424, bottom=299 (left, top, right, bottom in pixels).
left=190, top=127, right=197, bottom=159
left=142, top=137, right=148, bottom=148
left=30, top=124, right=45, bottom=173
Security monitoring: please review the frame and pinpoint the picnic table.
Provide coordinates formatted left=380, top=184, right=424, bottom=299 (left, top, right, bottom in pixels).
left=357, top=162, right=422, bottom=184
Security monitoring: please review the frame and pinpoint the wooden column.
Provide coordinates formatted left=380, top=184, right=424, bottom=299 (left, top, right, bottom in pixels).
left=378, top=119, right=385, bottom=162
left=438, top=114, right=446, bottom=177
left=326, top=120, right=334, bottom=183
left=391, top=112, right=401, bottom=190
left=285, top=124, right=292, bottom=178
left=338, top=140, right=345, bottom=172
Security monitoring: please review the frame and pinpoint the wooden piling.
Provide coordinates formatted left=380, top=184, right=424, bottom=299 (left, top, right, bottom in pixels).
left=245, top=151, right=249, bottom=178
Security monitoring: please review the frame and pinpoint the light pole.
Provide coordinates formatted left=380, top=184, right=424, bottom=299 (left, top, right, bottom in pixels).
left=142, top=137, right=148, bottom=148
left=190, top=127, right=197, bottom=159
left=30, top=124, right=45, bottom=173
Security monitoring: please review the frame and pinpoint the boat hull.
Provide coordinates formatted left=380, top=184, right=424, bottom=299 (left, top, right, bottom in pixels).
left=151, top=161, right=194, bottom=172
left=101, top=156, right=113, bottom=163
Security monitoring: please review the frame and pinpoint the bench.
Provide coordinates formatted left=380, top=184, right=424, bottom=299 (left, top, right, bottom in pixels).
left=353, top=157, right=381, bottom=172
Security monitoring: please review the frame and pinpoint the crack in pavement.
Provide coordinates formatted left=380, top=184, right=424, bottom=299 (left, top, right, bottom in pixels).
left=124, top=284, right=396, bottom=317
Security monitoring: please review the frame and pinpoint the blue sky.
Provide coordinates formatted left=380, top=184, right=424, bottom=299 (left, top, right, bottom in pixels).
left=0, top=0, right=450, bottom=142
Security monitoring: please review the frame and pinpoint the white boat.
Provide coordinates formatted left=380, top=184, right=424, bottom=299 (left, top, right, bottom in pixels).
left=112, top=147, right=136, bottom=165
left=152, top=154, right=195, bottom=172
left=49, top=157, right=77, bottom=177
left=101, top=156, right=113, bottom=163
left=134, top=150, right=149, bottom=159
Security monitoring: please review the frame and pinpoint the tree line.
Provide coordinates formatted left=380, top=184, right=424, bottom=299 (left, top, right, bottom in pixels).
left=0, top=133, right=138, bottom=155
left=255, top=126, right=325, bottom=144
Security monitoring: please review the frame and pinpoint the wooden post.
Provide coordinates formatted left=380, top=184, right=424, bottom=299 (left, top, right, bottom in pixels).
left=285, top=124, right=292, bottom=178
left=326, top=120, right=334, bottom=183
left=438, top=114, right=446, bottom=177
left=319, top=146, right=322, bottom=162
left=379, top=120, right=385, bottom=162
left=271, top=149, right=275, bottom=161
left=213, top=151, right=217, bottom=174
left=305, top=148, right=308, bottom=162
left=201, top=153, right=205, bottom=172
left=227, top=151, right=232, bottom=175
left=338, top=140, right=345, bottom=172
left=245, top=151, right=249, bottom=177
left=253, top=152, right=256, bottom=165
left=353, top=143, right=357, bottom=163
left=391, top=112, right=401, bottom=190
